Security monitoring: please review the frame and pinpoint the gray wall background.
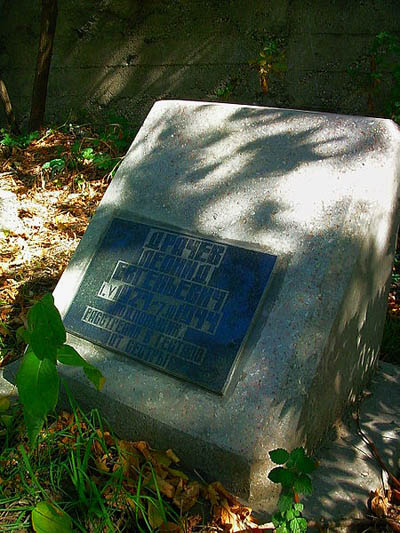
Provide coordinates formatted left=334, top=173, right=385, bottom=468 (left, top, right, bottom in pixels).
left=1, top=0, right=399, bottom=128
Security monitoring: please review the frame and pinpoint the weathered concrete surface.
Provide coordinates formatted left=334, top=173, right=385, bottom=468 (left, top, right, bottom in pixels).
left=305, top=361, right=400, bottom=523
left=1, top=0, right=399, bottom=127
left=3, top=101, right=400, bottom=508
left=248, top=361, right=400, bottom=522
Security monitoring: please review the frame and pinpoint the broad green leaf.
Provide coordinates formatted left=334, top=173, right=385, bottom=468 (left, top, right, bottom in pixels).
left=299, top=456, right=316, bottom=474
left=276, top=525, right=290, bottom=533
left=32, top=501, right=73, bottom=533
left=293, top=473, right=313, bottom=495
left=294, top=503, right=304, bottom=514
left=57, top=345, right=105, bottom=391
left=268, top=466, right=285, bottom=484
left=270, top=448, right=290, bottom=465
left=16, top=348, right=59, bottom=420
left=287, top=447, right=316, bottom=474
left=23, top=410, right=45, bottom=447
left=272, top=512, right=283, bottom=528
left=286, top=447, right=305, bottom=469
left=83, top=366, right=106, bottom=391
left=278, top=492, right=293, bottom=513
left=0, top=396, right=10, bottom=411
left=57, top=344, right=88, bottom=366
left=81, top=147, right=94, bottom=160
left=148, top=501, right=164, bottom=529
left=289, top=517, right=307, bottom=533
left=16, top=326, right=30, bottom=344
left=27, top=294, right=66, bottom=360
left=285, top=508, right=295, bottom=521
left=298, top=456, right=316, bottom=474
left=268, top=467, right=295, bottom=488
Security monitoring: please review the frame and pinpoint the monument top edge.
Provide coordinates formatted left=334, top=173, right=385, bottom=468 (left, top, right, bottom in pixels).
left=150, top=98, right=400, bottom=132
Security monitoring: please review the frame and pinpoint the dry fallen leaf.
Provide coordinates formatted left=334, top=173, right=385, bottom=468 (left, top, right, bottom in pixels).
left=211, top=481, right=241, bottom=507
left=148, top=500, right=164, bottom=529
left=369, top=488, right=400, bottom=532
left=160, top=521, right=181, bottom=532
left=134, top=440, right=153, bottom=461
left=156, top=475, right=176, bottom=499
left=166, top=449, right=180, bottom=463
left=118, top=439, right=141, bottom=476
left=173, top=481, right=201, bottom=513
left=168, top=467, right=189, bottom=481
left=205, top=483, right=220, bottom=506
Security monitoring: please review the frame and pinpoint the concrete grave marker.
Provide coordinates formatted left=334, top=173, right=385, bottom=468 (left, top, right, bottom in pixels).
left=62, top=217, right=276, bottom=394
left=3, top=100, right=400, bottom=506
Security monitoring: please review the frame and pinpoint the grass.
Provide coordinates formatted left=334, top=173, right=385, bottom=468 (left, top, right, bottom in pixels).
left=0, top=393, right=191, bottom=532
left=0, top=388, right=252, bottom=532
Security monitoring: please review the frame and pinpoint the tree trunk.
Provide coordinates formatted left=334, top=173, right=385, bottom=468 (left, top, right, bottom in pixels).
left=29, top=0, right=58, bottom=132
left=0, top=77, right=19, bottom=133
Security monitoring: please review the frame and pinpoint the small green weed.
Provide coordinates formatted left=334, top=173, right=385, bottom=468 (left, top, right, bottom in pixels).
left=42, top=157, right=65, bottom=176
left=249, top=39, right=287, bottom=93
left=0, top=397, right=183, bottom=532
left=79, top=147, right=118, bottom=172
left=0, top=129, right=40, bottom=149
left=16, top=293, right=105, bottom=446
left=215, top=77, right=239, bottom=99
left=268, top=447, right=317, bottom=533
left=100, top=115, right=138, bottom=153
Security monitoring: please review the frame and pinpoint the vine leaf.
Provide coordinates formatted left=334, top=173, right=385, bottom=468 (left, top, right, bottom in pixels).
left=32, top=501, right=73, bottom=533
left=16, top=348, right=59, bottom=444
left=27, top=293, right=66, bottom=361
left=57, top=344, right=105, bottom=391
left=270, top=448, right=290, bottom=465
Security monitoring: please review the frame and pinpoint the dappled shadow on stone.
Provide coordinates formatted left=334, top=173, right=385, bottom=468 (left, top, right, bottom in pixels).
left=304, top=363, right=400, bottom=521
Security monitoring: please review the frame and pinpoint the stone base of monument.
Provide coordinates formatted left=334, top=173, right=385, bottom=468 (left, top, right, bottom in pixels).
left=3, top=101, right=400, bottom=507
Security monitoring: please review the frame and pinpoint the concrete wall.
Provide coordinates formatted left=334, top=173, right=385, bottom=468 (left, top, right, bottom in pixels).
left=1, top=0, right=399, bottom=128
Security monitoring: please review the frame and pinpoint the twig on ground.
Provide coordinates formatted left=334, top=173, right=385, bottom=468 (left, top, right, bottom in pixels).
left=355, top=409, right=400, bottom=491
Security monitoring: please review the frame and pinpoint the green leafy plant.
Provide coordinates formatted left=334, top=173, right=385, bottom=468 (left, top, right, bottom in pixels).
left=92, top=152, right=118, bottom=172
left=249, top=39, right=287, bottom=93
left=101, top=115, right=138, bottom=152
left=42, top=158, right=66, bottom=176
left=268, top=447, right=317, bottom=533
left=71, top=142, right=120, bottom=175
left=16, top=293, right=105, bottom=446
left=0, top=128, right=40, bottom=149
left=32, top=501, right=73, bottom=533
left=0, top=396, right=13, bottom=442
left=215, top=77, right=239, bottom=99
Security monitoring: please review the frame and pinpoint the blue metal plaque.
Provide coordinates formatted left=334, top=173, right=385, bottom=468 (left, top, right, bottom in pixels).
left=63, top=218, right=276, bottom=394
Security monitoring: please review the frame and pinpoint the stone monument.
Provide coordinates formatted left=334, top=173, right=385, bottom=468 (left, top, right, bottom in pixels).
left=4, top=101, right=400, bottom=506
